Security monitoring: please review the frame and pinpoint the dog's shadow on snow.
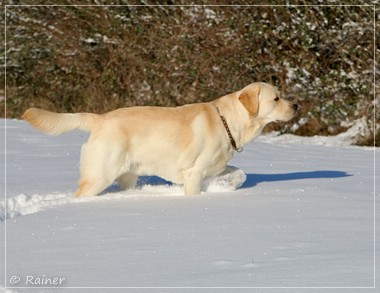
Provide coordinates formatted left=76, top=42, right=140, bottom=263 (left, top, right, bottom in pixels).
left=241, top=170, right=351, bottom=189
left=101, top=176, right=173, bottom=194
left=102, top=171, right=351, bottom=194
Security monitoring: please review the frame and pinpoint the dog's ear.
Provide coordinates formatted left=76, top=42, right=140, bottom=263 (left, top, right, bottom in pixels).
left=238, top=86, right=260, bottom=116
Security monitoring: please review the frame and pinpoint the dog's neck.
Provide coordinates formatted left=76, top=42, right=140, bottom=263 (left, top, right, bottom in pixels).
left=216, top=107, right=243, bottom=152
left=242, top=121, right=266, bottom=145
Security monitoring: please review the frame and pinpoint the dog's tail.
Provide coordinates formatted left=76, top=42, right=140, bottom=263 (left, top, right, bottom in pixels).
left=22, top=108, right=100, bottom=136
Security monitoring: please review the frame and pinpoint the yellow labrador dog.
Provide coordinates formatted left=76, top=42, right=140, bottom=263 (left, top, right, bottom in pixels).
left=23, top=82, right=298, bottom=197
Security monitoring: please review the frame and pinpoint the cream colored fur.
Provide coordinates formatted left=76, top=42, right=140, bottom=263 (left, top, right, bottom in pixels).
left=22, top=82, right=298, bottom=197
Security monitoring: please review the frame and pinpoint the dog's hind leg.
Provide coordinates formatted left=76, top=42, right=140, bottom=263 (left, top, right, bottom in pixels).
left=75, top=140, right=125, bottom=197
left=117, top=172, right=138, bottom=191
left=75, top=178, right=113, bottom=197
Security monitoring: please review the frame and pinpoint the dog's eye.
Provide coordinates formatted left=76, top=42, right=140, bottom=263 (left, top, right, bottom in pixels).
left=274, top=97, right=280, bottom=102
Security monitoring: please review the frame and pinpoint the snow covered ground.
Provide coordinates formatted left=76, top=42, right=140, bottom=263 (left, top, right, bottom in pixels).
left=0, top=119, right=378, bottom=292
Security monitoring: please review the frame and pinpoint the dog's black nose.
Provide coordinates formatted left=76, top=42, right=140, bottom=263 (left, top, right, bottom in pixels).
left=293, top=103, right=299, bottom=111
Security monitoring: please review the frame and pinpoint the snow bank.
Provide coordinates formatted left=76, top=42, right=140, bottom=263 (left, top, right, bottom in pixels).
left=258, top=118, right=373, bottom=147
left=0, top=193, right=74, bottom=221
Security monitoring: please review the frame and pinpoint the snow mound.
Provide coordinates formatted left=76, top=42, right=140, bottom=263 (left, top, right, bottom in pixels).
left=204, top=166, right=247, bottom=192
left=258, top=118, right=372, bottom=147
left=0, top=193, right=74, bottom=221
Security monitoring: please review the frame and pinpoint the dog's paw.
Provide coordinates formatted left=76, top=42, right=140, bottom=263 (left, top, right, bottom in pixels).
left=205, top=166, right=247, bottom=192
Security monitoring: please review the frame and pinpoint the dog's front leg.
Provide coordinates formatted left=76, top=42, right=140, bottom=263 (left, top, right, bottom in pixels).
left=183, top=170, right=202, bottom=195
left=117, top=172, right=138, bottom=190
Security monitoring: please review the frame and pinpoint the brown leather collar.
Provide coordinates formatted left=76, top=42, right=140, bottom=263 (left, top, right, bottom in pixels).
left=216, top=107, right=243, bottom=152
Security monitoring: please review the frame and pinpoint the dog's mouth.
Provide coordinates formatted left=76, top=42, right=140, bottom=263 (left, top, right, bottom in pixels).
left=278, top=108, right=298, bottom=122
left=287, top=103, right=299, bottom=120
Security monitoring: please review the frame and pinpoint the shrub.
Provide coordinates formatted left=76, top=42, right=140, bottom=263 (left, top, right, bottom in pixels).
left=1, top=0, right=378, bottom=145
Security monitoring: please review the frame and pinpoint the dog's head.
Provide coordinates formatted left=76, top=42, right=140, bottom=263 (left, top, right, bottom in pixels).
left=238, top=82, right=298, bottom=123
